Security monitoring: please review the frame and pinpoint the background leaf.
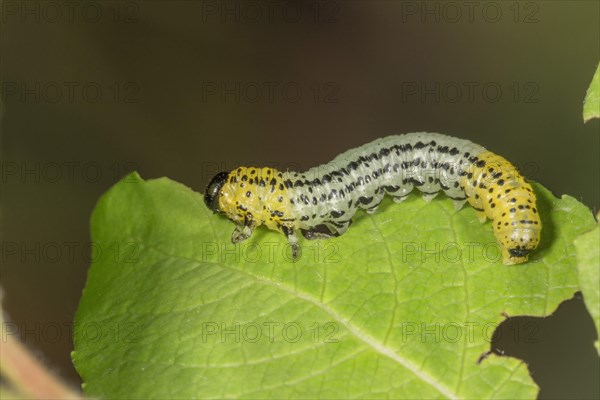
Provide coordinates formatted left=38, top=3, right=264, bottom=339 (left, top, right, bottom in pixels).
left=583, top=63, right=600, bottom=122
left=574, top=218, right=600, bottom=354
left=72, top=173, right=596, bottom=399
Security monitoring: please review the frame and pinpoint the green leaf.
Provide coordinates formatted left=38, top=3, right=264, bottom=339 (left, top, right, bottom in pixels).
left=72, top=172, right=596, bottom=399
left=574, top=218, right=600, bottom=354
left=583, top=63, right=600, bottom=122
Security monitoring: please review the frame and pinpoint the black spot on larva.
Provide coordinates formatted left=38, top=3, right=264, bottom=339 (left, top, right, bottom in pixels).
left=246, top=191, right=252, bottom=198
left=475, top=160, right=486, bottom=168
left=330, top=210, right=345, bottom=218
left=411, top=178, right=424, bottom=187
left=359, top=196, right=373, bottom=205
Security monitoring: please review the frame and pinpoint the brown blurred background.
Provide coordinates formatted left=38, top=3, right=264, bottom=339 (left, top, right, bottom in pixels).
left=1, top=1, right=598, bottom=398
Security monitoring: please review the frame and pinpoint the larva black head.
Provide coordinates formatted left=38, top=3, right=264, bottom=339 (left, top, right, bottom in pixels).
left=204, top=171, right=230, bottom=213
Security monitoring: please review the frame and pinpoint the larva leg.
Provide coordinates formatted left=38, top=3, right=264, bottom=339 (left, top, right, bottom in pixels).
left=328, top=220, right=352, bottom=236
left=365, top=205, right=379, bottom=214
left=392, top=195, right=408, bottom=204
left=301, top=225, right=339, bottom=240
left=476, top=211, right=487, bottom=223
left=452, top=199, right=466, bottom=211
left=231, top=224, right=254, bottom=243
left=422, top=192, right=438, bottom=202
left=281, top=225, right=300, bottom=260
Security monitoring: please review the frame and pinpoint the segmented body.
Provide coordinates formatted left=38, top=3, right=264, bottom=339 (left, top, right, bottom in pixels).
left=204, top=132, right=541, bottom=264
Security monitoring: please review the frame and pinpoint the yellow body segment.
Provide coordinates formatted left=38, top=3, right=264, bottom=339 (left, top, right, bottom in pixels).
left=460, top=151, right=541, bottom=264
left=218, top=167, right=297, bottom=234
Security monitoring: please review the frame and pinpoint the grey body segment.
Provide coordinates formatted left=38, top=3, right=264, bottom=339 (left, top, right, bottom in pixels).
left=284, top=132, right=486, bottom=234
